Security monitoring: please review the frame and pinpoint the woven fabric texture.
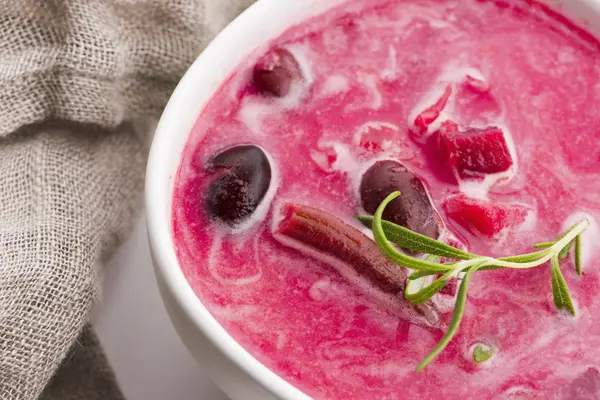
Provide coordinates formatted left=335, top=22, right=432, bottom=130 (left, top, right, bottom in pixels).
left=0, top=0, right=253, bottom=398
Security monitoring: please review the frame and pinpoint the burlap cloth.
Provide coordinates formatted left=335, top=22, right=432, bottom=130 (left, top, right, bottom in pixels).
left=0, top=1, right=253, bottom=398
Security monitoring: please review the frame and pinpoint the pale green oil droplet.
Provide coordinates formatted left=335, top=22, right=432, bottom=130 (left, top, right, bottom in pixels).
left=473, top=343, right=494, bottom=363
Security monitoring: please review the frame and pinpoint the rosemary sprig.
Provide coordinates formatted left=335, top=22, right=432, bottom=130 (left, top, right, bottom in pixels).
left=360, top=191, right=589, bottom=371
left=358, top=216, right=477, bottom=261
left=550, top=255, right=576, bottom=315
left=416, top=263, right=481, bottom=371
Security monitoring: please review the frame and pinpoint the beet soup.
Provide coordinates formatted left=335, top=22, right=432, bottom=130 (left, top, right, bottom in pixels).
left=172, top=0, right=600, bottom=398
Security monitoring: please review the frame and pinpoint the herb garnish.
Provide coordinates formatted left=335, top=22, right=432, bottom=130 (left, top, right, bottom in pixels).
left=358, top=191, right=589, bottom=371
left=472, top=344, right=494, bottom=363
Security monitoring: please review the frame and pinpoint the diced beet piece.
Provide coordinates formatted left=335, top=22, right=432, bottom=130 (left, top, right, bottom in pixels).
left=205, top=145, right=271, bottom=225
left=442, top=194, right=527, bottom=237
left=360, top=160, right=441, bottom=240
left=437, top=121, right=513, bottom=180
left=413, top=85, right=452, bottom=135
left=276, top=204, right=439, bottom=323
left=567, top=368, right=600, bottom=400
left=252, top=47, right=302, bottom=97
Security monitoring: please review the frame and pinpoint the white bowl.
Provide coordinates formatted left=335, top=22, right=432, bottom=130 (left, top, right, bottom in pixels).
left=145, top=1, right=600, bottom=399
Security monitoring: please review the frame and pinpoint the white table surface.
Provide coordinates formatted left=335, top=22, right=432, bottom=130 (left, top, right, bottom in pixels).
left=93, top=214, right=229, bottom=400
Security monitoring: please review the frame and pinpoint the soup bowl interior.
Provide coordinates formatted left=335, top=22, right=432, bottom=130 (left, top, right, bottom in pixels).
left=145, top=0, right=600, bottom=399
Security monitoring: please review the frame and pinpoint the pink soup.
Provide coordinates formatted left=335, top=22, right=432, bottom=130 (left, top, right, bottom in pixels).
left=172, top=0, right=600, bottom=398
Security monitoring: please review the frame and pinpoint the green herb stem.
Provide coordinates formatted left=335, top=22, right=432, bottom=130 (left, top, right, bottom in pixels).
left=416, top=264, right=482, bottom=371
left=366, top=191, right=589, bottom=371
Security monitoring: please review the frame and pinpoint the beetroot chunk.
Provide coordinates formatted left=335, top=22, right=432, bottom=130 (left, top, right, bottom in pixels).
left=360, top=160, right=441, bottom=240
left=276, top=204, right=438, bottom=323
left=252, top=47, right=302, bottom=97
left=413, top=85, right=452, bottom=135
left=437, top=121, right=513, bottom=180
left=443, top=194, right=527, bottom=237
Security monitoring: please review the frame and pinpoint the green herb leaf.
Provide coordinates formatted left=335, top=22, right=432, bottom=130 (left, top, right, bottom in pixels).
left=405, top=274, right=450, bottom=305
left=416, top=263, right=481, bottom=371
left=555, top=223, right=585, bottom=261
left=408, top=256, right=446, bottom=280
left=533, top=242, right=555, bottom=249
left=371, top=192, right=454, bottom=274
left=575, top=235, right=582, bottom=276
left=409, top=270, right=440, bottom=280
left=362, top=193, right=588, bottom=371
left=550, top=256, right=576, bottom=316
left=559, top=240, right=573, bottom=260
left=358, top=216, right=477, bottom=260
left=425, top=254, right=442, bottom=263
left=499, top=249, right=552, bottom=264
left=473, top=344, right=494, bottom=363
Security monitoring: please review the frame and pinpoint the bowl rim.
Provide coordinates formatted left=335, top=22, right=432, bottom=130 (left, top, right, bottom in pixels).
left=145, top=0, right=348, bottom=398
left=145, top=0, right=600, bottom=399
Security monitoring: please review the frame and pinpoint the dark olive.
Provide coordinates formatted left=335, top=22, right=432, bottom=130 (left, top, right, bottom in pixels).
left=252, top=47, right=302, bottom=97
left=205, top=145, right=271, bottom=225
left=360, top=160, right=440, bottom=239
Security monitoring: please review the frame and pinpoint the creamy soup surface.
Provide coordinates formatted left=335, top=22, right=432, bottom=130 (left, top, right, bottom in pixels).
left=172, top=1, right=600, bottom=398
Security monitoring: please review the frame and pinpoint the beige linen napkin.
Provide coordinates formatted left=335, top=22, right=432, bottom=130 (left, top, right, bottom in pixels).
left=0, top=0, right=253, bottom=398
